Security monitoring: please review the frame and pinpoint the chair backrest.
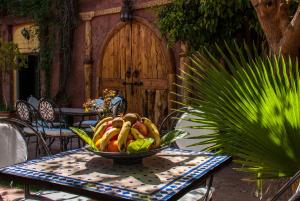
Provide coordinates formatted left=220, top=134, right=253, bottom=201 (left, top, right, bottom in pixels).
left=159, top=108, right=186, bottom=135
left=175, top=112, right=214, bottom=151
left=110, top=96, right=127, bottom=116
left=16, top=100, right=33, bottom=124
left=0, top=122, right=27, bottom=168
left=27, top=95, right=39, bottom=110
left=95, top=98, right=104, bottom=106
left=159, top=107, right=214, bottom=151
left=38, top=98, right=57, bottom=123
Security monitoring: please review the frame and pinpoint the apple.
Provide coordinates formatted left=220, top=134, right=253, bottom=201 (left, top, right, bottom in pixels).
left=107, top=120, right=113, bottom=127
left=132, top=121, right=148, bottom=137
left=111, top=134, right=119, bottom=141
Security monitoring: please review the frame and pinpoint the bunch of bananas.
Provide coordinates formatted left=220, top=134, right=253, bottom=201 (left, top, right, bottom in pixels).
left=92, top=113, right=161, bottom=152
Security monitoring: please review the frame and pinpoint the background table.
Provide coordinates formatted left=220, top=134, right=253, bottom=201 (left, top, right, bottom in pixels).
left=55, top=108, right=98, bottom=127
left=58, top=108, right=98, bottom=117
left=0, top=148, right=231, bottom=201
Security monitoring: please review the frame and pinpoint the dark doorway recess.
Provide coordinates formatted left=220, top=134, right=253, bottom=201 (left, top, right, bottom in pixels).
left=19, top=55, right=39, bottom=100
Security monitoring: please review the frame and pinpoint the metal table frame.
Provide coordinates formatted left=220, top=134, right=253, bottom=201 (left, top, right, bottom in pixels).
left=0, top=149, right=231, bottom=201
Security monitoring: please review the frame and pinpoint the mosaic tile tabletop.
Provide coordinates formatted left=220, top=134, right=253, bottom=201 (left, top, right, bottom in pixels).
left=0, top=148, right=231, bottom=201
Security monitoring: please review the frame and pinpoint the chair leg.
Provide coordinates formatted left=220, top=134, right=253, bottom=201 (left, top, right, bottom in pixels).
left=59, top=137, right=64, bottom=152
left=62, top=137, right=68, bottom=152
left=26, top=136, right=31, bottom=145
left=70, top=137, right=73, bottom=150
left=35, top=136, right=39, bottom=158
left=78, top=137, right=81, bottom=148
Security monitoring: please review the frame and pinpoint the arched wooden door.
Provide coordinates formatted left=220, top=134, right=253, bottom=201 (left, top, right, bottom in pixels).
left=100, top=20, right=173, bottom=124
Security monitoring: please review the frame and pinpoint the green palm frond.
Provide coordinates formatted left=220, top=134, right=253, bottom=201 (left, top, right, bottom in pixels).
left=178, top=42, right=300, bottom=179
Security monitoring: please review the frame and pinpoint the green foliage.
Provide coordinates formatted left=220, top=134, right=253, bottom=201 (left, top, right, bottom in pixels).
left=0, top=38, right=26, bottom=110
left=70, top=127, right=97, bottom=150
left=0, top=0, right=78, bottom=98
left=0, top=38, right=26, bottom=72
left=127, top=138, right=154, bottom=153
left=157, top=0, right=264, bottom=51
left=176, top=42, right=300, bottom=180
left=161, top=129, right=189, bottom=147
left=0, top=0, right=56, bottom=97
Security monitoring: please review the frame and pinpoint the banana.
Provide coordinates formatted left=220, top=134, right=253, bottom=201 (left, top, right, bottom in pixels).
left=142, top=117, right=161, bottom=148
left=91, top=126, right=95, bottom=132
left=112, top=117, right=124, bottom=128
left=94, top=117, right=113, bottom=131
left=134, top=113, right=142, bottom=122
left=93, top=122, right=108, bottom=144
left=96, top=128, right=120, bottom=151
left=117, top=121, right=131, bottom=152
left=131, top=128, right=145, bottom=140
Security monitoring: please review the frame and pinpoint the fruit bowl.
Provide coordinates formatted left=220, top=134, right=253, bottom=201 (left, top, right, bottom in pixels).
left=86, top=146, right=168, bottom=165
left=71, top=113, right=189, bottom=165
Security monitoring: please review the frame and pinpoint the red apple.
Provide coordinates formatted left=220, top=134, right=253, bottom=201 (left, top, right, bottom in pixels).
left=107, top=120, right=113, bottom=127
left=111, top=134, right=119, bottom=141
left=132, top=121, right=148, bottom=137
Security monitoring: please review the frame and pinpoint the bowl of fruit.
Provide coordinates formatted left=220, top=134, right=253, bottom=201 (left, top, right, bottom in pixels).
left=71, top=113, right=188, bottom=164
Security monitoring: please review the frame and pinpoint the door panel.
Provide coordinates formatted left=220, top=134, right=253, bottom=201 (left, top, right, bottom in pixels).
left=101, top=21, right=170, bottom=124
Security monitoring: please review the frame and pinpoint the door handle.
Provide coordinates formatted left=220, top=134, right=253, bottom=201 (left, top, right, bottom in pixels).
left=126, top=67, right=132, bottom=78
left=133, top=70, right=140, bottom=78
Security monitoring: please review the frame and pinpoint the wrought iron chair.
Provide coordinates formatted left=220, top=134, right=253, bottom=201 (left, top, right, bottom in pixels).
left=267, top=170, right=300, bottom=201
left=27, top=95, right=39, bottom=110
left=0, top=118, right=92, bottom=201
left=15, top=100, right=43, bottom=157
left=73, top=98, right=104, bottom=129
left=110, top=95, right=127, bottom=117
left=0, top=118, right=51, bottom=166
left=38, top=98, right=77, bottom=152
left=159, top=107, right=215, bottom=201
left=74, top=96, right=127, bottom=131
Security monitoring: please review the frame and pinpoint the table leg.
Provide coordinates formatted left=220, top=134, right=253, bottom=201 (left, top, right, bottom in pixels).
left=24, top=184, right=30, bottom=198
left=204, top=175, right=214, bottom=201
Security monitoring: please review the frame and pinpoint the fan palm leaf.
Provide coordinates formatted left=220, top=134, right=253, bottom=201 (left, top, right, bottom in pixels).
left=177, top=42, right=300, bottom=179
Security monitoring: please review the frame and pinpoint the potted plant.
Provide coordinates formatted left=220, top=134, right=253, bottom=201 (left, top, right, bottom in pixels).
left=0, top=38, right=26, bottom=117
left=177, top=42, right=300, bottom=198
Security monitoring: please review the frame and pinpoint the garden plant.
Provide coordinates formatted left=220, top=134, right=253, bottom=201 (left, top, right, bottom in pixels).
left=176, top=43, right=300, bottom=188
left=0, top=39, right=26, bottom=111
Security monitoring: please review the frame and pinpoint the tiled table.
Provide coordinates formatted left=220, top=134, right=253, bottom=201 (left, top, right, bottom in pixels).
left=0, top=148, right=231, bottom=201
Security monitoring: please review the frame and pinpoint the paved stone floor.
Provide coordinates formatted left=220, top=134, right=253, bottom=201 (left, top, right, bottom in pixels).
left=0, top=138, right=291, bottom=201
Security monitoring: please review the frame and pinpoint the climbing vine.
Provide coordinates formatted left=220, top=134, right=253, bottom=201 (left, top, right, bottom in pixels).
left=0, top=0, right=78, bottom=101
left=55, top=0, right=78, bottom=103
left=157, top=0, right=264, bottom=52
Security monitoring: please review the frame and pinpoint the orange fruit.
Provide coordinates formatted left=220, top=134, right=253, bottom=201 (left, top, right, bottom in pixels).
left=107, top=140, right=119, bottom=152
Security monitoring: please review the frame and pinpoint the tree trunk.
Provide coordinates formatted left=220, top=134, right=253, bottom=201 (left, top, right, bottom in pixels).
left=251, top=0, right=300, bottom=57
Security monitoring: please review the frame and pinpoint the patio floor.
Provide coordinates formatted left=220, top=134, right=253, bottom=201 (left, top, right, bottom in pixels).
left=0, top=139, right=291, bottom=201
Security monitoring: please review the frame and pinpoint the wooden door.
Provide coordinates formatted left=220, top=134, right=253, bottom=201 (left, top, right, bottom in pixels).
left=101, top=21, right=171, bottom=124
